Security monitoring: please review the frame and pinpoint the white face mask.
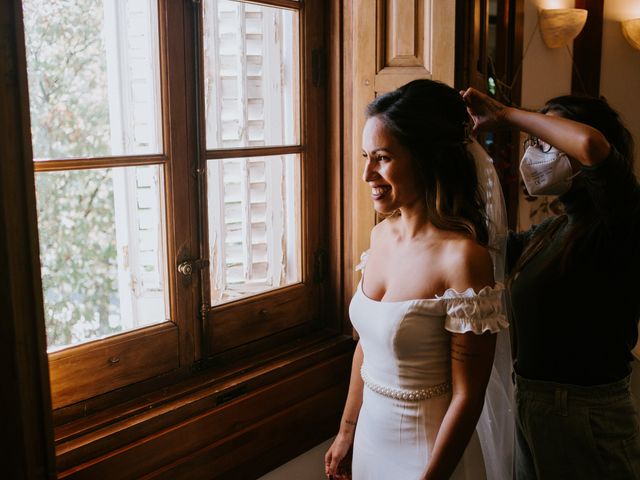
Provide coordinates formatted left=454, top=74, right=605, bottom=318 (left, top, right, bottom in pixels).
left=519, top=146, right=579, bottom=196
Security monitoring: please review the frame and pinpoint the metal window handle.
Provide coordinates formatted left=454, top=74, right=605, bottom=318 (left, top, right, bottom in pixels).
left=178, top=261, right=193, bottom=277
left=177, top=259, right=209, bottom=277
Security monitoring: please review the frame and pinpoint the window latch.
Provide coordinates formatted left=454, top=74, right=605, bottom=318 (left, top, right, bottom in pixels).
left=177, top=259, right=209, bottom=278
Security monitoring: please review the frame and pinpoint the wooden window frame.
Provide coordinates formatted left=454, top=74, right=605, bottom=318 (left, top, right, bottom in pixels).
left=5, top=0, right=353, bottom=477
left=36, top=0, right=199, bottom=410
left=197, top=0, right=329, bottom=358
left=34, top=0, right=333, bottom=411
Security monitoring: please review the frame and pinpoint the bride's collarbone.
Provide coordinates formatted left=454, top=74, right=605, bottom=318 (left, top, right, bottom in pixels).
left=363, top=263, right=448, bottom=302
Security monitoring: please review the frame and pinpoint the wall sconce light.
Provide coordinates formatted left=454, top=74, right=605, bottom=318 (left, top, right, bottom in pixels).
left=539, top=8, right=588, bottom=48
left=621, top=18, right=640, bottom=50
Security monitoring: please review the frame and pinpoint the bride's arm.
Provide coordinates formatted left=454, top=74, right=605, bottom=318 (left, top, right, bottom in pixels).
left=421, top=331, right=496, bottom=480
left=421, top=241, right=498, bottom=480
left=325, top=341, right=364, bottom=478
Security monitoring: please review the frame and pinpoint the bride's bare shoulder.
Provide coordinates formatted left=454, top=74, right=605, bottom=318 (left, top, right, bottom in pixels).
left=441, top=236, right=495, bottom=291
left=369, top=216, right=395, bottom=245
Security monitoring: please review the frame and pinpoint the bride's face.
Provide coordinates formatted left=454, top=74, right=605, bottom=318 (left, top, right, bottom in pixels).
left=361, top=116, right=424, bottom=214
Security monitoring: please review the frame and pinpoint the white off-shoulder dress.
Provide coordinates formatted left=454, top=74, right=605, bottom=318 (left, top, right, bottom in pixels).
left=351, top=253, right=508, bottom=480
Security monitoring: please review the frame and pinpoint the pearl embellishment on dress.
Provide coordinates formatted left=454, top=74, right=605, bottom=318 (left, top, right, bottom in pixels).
left=361, top=366, right=451, bottom=401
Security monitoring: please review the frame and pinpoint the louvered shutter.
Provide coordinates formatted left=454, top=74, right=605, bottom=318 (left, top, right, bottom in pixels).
left=107, top=0, right=167, bottom=327
left=205, top=0, right=298, bottom=304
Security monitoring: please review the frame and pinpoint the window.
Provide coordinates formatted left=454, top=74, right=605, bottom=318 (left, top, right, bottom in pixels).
left=200, top=0, right=325, bottom=356
left=204, top=1, right=300, bottom=305
left=23, top=0, right=180, bottom=408
left=22, top=0, right=328, bottom=413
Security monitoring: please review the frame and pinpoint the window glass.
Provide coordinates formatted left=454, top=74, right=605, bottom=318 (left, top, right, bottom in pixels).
left=36, top=166, right=169, bottom=351
left=207, top=154, right=301, bottom=304
left=203, top=0, right=299, bottom=149
left=23, top=0, right=169, bottom=352
left=23, top=0, right=163, bottom=159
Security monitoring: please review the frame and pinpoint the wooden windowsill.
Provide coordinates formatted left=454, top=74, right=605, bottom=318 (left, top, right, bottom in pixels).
left=54, top=330, right=355, bottom=473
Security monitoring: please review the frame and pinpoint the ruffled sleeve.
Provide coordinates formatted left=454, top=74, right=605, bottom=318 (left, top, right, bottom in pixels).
left=438, top=283, right=508, bottom=334
left=355, top=250, right=369, bottom=272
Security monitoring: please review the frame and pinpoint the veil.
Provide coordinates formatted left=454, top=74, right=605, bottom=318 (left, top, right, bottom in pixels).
left=468, top=138, right=515, bottom=480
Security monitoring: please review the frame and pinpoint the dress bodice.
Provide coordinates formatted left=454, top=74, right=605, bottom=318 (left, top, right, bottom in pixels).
left=350, top=279, right=507, bottom=392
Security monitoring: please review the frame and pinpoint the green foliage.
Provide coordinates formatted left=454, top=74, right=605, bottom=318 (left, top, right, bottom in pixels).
left=23, top=0, right=111, bottom=159
left=24, top=0, right=121, bottom=349
left=36, top=170, right=122, bottom=348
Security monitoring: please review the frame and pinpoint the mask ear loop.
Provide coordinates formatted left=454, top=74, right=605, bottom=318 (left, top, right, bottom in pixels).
left=541, top=169, right=580, bottom=190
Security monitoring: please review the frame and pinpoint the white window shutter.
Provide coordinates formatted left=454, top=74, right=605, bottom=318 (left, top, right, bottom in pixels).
left=106, top=0, right=167, bottom=327
left=205, top=0, right=295, bottom=303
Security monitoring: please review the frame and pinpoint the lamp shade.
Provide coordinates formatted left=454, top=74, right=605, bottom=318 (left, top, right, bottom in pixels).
left=539, top=8, right=588, bottom=49
left=622, top=18, right=640, bottom=50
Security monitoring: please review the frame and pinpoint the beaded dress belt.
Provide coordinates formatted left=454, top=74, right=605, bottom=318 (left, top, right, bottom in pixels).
left=361, top=367, right=451, bottom=401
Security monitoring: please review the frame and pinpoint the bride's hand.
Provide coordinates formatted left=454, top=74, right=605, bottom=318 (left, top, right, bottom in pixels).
left=324, top=433, right=353, bottom=479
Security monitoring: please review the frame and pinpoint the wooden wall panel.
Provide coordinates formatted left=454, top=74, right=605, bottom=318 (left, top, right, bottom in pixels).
left=347, top=0, right=456, bottom=297
left=385, top=0, right=423, bottom=67
left=375, top=0, right=429, bottom=93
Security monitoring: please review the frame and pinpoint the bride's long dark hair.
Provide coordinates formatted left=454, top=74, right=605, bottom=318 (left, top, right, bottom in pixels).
left=366, top=79, right=489, bottom=246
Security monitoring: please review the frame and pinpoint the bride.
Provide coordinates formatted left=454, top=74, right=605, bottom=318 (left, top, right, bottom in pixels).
left=324, top=79, right=513, bottom=479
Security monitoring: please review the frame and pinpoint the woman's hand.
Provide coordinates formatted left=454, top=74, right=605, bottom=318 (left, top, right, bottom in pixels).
left=324, top=432, right=354, bottom=479
left=460, top=87, right=509, bottom=134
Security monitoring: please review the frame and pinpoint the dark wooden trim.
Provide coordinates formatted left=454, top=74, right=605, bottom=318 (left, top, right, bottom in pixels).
left=327, top=0, right=345, bottom=333
left=572, top=0, right=604, bottom=97
left=0, top=1, right=56, bottom=478
left=53, top=332, right=349, bottom=442
left=206, top=284, right=315, bottom=354
left=454, top=0, right=473, bottom=90
left=507, top=0, right=524, bottom=106
left=205, top=144, right=303, bottom=160
left=241, top=0, right=303, bottom=11
left=454, top=0, right=525, bottom=230
left=54, top=337, right=353, bottom=477
left=192, top=0, right=212, bottom=354
left=33, top=155, right=167, bottom=172
left=48, top=323, right=180, bottom=408
left=163, top=0, right=200, bottom=366
left=505, top=0, right=525, bottom=231
left=148, top=383, right=345, bottom=480
left=341, top=0, right=354, bottom=330
left=300, top=0, right=327, bottom=291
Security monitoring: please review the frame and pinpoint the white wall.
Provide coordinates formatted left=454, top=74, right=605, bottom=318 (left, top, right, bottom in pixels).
left=600, top=0, right=640, bottom=175
left=521, top=0, right=575, bottom=111
left=519, top=0, right=577, bottom=230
